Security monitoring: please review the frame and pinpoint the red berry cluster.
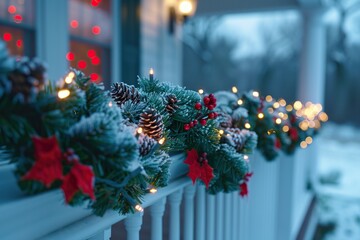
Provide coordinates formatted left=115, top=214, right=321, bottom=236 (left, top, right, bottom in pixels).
left=63, top=148, right=80, bottom=163
left=198, top=152, right=208, bottom=165
left=184, top=120, right=198, bottom=131
left=203, top=94, right=217, bottom=110
left=183, top=94, right=218, bottom=131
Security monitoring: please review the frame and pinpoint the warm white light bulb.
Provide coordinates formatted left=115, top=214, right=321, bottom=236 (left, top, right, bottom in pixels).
left=137, top=127, right=143, bottom=134
left=232, top=86, right=238, bottom=93
left=65, top=71, right=75, bottom=84
left=158, top=137, right=166, bottom=145
left=179, top=0, right=193, bottom=15
left=149, top=188, right=157, bottom=194
left=135, top=204, right=144, bottom=212
left=58, top=89, right=70, bottom=99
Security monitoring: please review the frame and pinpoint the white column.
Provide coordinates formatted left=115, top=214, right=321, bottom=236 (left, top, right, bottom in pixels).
left=168, top=189, right=183, bottom=240
left=215, top=193, right=224, bottom=240
left=224, top=193, right=232, bottom=240
left=36, top=0, right=68, bottom=81
left=206, top=194, right=215, bottom=240
left=124, top=212, right=144, bottom=240
left=150, top=197, right=166, bottom=240
left=232, top=192, right=239, bottom=240
left=88, top=228, right=111, bottom=240
left=298, top=7, right=326, bottom=105
left=276, top=154, right=295, bottom=240
left=184, top=184, right=196, bottom=240
left=196, top=184, right=206, bottom=240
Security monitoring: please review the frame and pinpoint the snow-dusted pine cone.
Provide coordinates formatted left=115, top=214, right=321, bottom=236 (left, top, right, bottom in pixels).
left=139, top=108, right=164, bottom=140
left=219, top=113, right=233, bottom=128
left=223, top=128, right=246, bottom=152
left=138, top=134, right=157, bottom=156
left=111, top=82, right=141, bottom=106
left=165, top=94, right=179, bottom=114
left=8, top=57, right=46, bottom=101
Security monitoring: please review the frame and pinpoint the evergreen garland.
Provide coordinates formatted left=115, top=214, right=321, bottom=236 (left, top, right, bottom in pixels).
left=214, top=89, right=327, bottom=161
left=111, top=75, right=256, bottom=194
left=0, top=42, right=170, bottom=216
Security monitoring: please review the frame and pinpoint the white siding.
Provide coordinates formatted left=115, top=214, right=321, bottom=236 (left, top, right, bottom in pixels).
left=140, top=0, right=183, bottom=86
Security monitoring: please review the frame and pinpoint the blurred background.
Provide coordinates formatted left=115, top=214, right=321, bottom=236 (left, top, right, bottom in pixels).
left=1, top=0, right=359, bottom=239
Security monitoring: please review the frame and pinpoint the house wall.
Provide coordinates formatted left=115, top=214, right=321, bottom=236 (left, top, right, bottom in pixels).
left=140, top=0, right=183, bottom=86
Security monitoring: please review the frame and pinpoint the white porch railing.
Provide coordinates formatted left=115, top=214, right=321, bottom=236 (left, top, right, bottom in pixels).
left=0, top=149, right=317, bottom=240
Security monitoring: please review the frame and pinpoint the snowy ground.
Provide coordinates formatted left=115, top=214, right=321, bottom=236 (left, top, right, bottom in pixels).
left=317, top=123, right=360, bottom=240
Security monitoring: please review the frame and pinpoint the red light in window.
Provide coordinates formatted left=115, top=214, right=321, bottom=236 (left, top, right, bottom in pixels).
left=13, top=14, right=23, bottom=23
left=91, top=56, right=100, bottom=65
left=92, top=26, right=101, bottom=35
left=90, top=73, right=99, bottom=82
left=3, top=33, right=12, bottom=42
left=78, top=60, right=87, bottom=69
left=66, top=52, right=75, bottom=61
left=8, top=5, right=17, bottom=14
left=87, top=49, right=96, bottom=58
left=70, top=20, right=79, bottom=28
left=91, top=0, right=102, bottom=7
left=16, top=39, right=23, bottom=48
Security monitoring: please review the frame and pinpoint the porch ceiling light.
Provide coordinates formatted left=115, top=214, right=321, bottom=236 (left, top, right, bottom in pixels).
left=178, top=0, right=197, bottom=18
left=168, top=0, right=197, bottom=34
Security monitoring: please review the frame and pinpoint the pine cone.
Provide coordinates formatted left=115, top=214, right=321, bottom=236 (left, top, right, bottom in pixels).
left=138, top=134, right=157, bottom=156
left=223, top=128, right=246, bottom=152
left=8, top=57, right=46, bottom=101
left=111, top=82, right=140, bottom=106
left=165, top=94, right=179, bottom=114
left=139, top=108, right=164, bottom=140
left=219, top=113, right=233, bottom=128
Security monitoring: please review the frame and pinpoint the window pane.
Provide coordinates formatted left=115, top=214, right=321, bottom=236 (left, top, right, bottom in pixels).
left=0, top=0, right=36, bottom=26
left=0, top=0, right=36, bottom=56
left=69, top=0, right=111, bottom=44
left=68, top=0, right=112, bottom=87
left=68, top=40, right=110, bottom=86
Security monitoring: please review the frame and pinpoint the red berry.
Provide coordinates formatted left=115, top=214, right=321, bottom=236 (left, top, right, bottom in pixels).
left=184, top=124, right=190, bottom=131
left=190, top=121, right=194, bottom=128
left=210, top=98, right=217, bottom=104
left=203, top=97, right=210, bottom=105
left=200, top=119, right=207, bottom=126
left=195, top=102, right=202, bottom=110
left=208, top=112, right=215, bottom=119
left=207, top=105, right=215, bottom=110
left=193, top=120, right=198, bottom=125
left=213, top=112, right=218, bottom=118
left=209, top=93, right=215, bottom=99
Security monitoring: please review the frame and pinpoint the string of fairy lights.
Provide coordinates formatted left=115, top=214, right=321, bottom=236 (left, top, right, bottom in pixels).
left=199, top=86, right=328, bottom=150
left=56, top=69, right=328, bottom=212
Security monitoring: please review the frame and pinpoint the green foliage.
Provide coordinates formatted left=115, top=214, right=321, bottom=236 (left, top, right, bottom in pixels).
left=207, top=144, right=249, bottom=194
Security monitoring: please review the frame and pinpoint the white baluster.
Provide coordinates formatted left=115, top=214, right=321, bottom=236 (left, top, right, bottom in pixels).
left=150, top=197, right=166, bottom=240
left=215, top=193, right=224, bottom=240
left=206, top=194, right=215, bottom=240
left=88, top=228, right=111, bottom=240
left=224, top=193, right=232, bottom=240
left=168, top=189, right=183, bottom=240
left=196, top=184, right=206, bottom=240
left=232, top=192, right=239, bottom=240
left=124, top=212, right=143, bottom=240
left=184, top=184, right=196, bottom=240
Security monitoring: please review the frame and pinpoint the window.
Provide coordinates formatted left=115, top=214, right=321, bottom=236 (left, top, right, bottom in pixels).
left=0, top=0, right=36, bottom=56
left=68, top=0, right=111, bottom=87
